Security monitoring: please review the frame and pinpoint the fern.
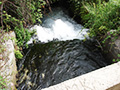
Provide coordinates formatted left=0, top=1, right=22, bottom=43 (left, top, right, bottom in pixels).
left=81, top=0, right=120, bottom=37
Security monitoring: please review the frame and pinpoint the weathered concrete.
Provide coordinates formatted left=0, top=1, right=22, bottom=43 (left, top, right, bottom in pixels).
left=0, top=31, right=17, bottom=90
left=42, top=61, right=120, bottom=90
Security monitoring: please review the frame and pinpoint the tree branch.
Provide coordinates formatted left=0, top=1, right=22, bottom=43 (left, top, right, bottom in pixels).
left=0, top=0, right=7, bottom=32
left=6, top=0, right=19, bottom=8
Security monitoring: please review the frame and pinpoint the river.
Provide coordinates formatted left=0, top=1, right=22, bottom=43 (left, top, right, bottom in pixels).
left=17, top=7, right=108, bottom=90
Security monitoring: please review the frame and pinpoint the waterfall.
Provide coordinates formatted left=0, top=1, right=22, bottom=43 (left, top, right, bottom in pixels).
left=28, top=8, right=89, bottom=44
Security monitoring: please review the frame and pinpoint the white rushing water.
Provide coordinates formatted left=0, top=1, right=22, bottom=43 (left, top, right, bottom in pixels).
left=28, top=8, right=89, bottom=44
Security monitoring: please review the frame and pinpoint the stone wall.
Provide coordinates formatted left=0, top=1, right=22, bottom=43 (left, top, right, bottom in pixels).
left=0, top=31, right=17, bottom=90
left=42, top=62, right=120, bottom=90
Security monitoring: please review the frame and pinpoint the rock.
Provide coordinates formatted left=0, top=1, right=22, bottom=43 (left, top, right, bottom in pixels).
left=102, top=31, right=120, bottom=63
left=0, top=31, right=17, bottom=90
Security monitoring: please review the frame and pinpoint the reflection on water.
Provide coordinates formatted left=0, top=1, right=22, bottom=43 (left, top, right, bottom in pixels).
left=17, top=40, right=107, bottom=90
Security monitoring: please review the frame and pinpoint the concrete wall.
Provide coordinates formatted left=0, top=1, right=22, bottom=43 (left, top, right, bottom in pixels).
left=42, top=61, right=120, bottom=90
left=0, top=32, right=17, bottom=90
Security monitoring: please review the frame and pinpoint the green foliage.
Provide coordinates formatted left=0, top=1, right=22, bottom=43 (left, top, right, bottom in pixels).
left=14, top=50, right=23, bottom=59
left=0, top=75, right=7, bottom=90
left=1, top=0, right=46, bottom=48
left=67, top=0, right=106, bottom=19
left=68, top=0, right=81, bottom=16
left=29, top=0, right=46, bottom=23
left=81, top=0, right=120, bottom=37
left=14, top=22, right=31, bottom=47
left=0, top=0, right=47, bottom=60
left=0, top=2, right=2, bottom=5
left=113, top=58, right=120, bottom=62
left=112, top=50, right=120, bottom=62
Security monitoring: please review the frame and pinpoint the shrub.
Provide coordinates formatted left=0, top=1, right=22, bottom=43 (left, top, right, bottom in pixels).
left=0, top=0, right=46, bottom=47
left=81, top=0, right=120, bottom=37
left=0, top=0, right=46, bottom=59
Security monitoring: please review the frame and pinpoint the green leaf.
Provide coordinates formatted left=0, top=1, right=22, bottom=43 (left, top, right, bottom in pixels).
left=113, top=59, right=116, bottom=62
left=117, top=54, right=120, bottom=57
left=0, top=2, right=2, bottom=5
left=117, top=59, right=120, bottom=62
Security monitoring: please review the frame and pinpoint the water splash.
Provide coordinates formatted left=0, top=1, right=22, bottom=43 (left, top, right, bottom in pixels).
left=28, top=8, right=89, bottom=44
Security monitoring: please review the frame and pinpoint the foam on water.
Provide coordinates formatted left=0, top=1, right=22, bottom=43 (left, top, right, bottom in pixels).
left=28, top=8, right=89, bottom=44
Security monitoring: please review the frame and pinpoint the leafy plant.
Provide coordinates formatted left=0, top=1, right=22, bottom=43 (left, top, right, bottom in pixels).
left=0, top=0, right=47, bottom=59
left=81, top=0, right=120, bottom=37
left=14, top=22, right=31, bottom=47
left=0, top=0, right=46, bottom=47
left=113, top=54, right=120, bottom=62
left=14, top=50, right=23, bottom=59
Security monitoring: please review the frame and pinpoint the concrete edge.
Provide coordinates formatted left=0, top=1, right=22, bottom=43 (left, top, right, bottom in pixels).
left=42, top=62, right=120, bottom=90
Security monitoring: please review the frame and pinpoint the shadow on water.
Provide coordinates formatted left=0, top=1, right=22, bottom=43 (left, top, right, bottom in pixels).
left=17, top=39, right=108, bottom=90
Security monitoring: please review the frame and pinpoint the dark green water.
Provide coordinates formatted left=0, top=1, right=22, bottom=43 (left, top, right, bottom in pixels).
left=17, top=39, right=107, bottom=90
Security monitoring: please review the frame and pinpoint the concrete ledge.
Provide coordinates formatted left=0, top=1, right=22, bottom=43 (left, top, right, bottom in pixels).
left=42, top=62, right=120, bottom=90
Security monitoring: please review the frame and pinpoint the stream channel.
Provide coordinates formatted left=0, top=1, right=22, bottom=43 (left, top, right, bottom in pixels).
left=17, top=7, right=108, bottom=90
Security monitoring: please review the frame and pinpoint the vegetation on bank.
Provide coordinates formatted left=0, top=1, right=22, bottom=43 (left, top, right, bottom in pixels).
left=0, top=1, right=46, bottom=88
left=0, top=0, right=120, bottom=89
left=0, top=0, right=46, bottom=59
left=0, top=0, right=119, bottom=62
left=0, top=0, right=46, bottom=46
left=80, top=0, right=120, bottom=62
left=67, top=0, right=119, bottom=36
left=81, top=0, right=120, bottom=37
left=68, top=0, right=120, bottom=62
